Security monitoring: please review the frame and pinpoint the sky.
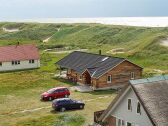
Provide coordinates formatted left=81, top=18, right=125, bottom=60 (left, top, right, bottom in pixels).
left=0, top=0, right=168, bottom=21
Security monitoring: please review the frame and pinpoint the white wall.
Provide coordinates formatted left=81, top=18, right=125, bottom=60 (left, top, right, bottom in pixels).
left=0, top=60, right=40, bottom=71
left=112, top=87, right=153, bottom=126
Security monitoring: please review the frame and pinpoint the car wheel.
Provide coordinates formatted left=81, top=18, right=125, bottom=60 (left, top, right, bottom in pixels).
left=48, top=97, right=52, bottom=101
left=60, top=107, right=66, bottom=112
left=79, top=105, right=84, bottom=109
left=64, top=95, right=68, bottom=98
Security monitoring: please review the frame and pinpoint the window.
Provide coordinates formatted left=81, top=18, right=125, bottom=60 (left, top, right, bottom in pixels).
left=0, top=62, right=2, bottom=66
left=12, top=61, right=20, bottom=65
left=137, top=102, right=141, bottom=114
left=79, top=75, right=82, bottom=80
left=12, top=61, right=15, bottom=65
left=118, top=119, right=121, bottom=126
left=128, top=99, right=132, bottom=111
left=29, top=59, right=35, bottom=64
left=131, top=72, right=135, bottom=79
left=107, top=75, right=112, bottom=83
left=127, top=122, right=132, bottom=126
left=117, top=119, right=125, bottom=126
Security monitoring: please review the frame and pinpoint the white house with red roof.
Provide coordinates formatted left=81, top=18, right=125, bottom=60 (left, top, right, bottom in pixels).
left=0, top=44, right=40, bottom=71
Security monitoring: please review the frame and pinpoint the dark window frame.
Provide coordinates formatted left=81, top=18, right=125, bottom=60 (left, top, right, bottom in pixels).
left=137, top=101, right=141, bottom=115
left=128, top=99, right=132, bottom=111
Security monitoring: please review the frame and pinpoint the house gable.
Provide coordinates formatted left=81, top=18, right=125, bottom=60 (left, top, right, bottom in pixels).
left=103, top=86, right=153, bottom=126
left=95, top=60, right=142, bottom=88
left=96, top=60, right=142, bottom=79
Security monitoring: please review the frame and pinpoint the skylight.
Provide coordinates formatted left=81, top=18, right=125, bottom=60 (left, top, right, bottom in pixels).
left=101, top=57, right=109, bottom=61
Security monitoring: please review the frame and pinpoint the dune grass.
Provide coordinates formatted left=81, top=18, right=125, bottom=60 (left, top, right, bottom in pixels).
left=0, top=23, right=167, bottom=125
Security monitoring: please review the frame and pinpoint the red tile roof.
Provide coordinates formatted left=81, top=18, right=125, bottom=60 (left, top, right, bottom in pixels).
left=0, top=44, right=40, bottom=62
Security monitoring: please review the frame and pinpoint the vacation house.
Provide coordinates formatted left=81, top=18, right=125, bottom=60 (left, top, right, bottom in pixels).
left=0, top=44, right=40, bottom=71
left=56, top=51, right=142, bottom=89
left=94, top=75, right=168, bottom=126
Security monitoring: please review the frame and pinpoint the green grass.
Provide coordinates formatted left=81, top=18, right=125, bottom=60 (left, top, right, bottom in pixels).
left=0, top=52, right=116, bottom=126
left=0, top=22, right=167, bottom=73
left=0, top=22, right=167, bottom=125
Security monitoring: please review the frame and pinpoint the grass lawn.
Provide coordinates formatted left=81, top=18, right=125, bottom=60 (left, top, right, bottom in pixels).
left=0, top=52, right=117, bottom=126
left=0, top=23, right=167, bottom=125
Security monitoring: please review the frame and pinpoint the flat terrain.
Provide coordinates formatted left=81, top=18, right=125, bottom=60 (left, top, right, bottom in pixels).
left=0, top=23, right=167, bottom=125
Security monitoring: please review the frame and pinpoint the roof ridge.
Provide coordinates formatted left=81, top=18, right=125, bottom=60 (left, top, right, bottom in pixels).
left=130, top=75, right=168, bottom=85
left=0, top=44, right=36, bottom=48
left=73, top=51, right=125, bottom=59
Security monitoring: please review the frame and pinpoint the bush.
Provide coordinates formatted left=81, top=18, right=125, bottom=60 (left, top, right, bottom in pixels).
left=54, top=113, right=85, bottom=126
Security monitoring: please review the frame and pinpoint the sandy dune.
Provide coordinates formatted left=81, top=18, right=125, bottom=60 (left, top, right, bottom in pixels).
left=160, top=39, right=168, bottom=47
left=2, top=27, right=19, bottom=32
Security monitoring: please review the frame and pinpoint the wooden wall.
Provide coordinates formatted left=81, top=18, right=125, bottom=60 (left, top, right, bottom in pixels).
left=66, top=60, right=142, bottom=89
left=94, top=60, right=142, bottom=88
left=106, top=116, right=116, bottom=126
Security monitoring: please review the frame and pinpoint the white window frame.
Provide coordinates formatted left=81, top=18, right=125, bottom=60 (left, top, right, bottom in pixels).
left=79, top=75, right=82, bottom=80
left=116, top=118, right=125, bottom=126
left=29, top=59, right=35, bottom=64
left=131, top=72, right=135, bottom=79
left=107, top=75, right=112, bottom=83
left=136, top=101, right=141, bottom=115
left=127, top=98, right=132, bottom=111
left=126, top=122, right=132, bottom=126
left=12, top=60, right=20, bottom=65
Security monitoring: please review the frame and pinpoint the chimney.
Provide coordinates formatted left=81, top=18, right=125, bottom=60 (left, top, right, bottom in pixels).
left=99, top=50, right=102, bottom=55
left=15, top=41, right=20, bottom=48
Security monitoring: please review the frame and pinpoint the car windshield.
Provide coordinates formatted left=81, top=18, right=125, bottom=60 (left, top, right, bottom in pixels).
left=47, top=89, right=55, bottom=94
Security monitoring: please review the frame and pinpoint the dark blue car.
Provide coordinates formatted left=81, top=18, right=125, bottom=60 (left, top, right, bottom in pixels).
left=52, top=98, right=85, bottom=112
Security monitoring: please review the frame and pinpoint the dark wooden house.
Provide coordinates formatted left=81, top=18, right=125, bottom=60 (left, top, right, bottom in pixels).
left=56, top=51, right=143, bottom=89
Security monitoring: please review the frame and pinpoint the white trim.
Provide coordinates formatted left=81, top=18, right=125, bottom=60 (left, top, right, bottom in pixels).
left=127, top=98, right=132, bottom=111
left=107, top=75, right=112, bottom=83
left=102, top=86, right=131, bottom=122
left=126, top=121, right=132, bottom=126
left=131, top=72, right=135, bottom=80
left=79, top=75, right=82, bottom=80
left=94, top=60, right=125, bottom=79
left=93, top=59, right=143, bottom=79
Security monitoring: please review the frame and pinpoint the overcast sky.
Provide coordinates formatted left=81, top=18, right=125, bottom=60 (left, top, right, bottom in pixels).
left=0, top=0, right=167, bottom=21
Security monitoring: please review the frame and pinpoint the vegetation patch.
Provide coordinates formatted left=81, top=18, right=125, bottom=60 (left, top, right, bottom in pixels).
left=54, top=113, right=85, bottom=126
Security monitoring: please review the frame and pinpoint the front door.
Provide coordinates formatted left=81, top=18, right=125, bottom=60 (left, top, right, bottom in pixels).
left=83, top=71, right=91, bottom=85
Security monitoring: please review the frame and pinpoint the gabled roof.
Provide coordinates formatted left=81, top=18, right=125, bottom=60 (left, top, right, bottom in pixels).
left=131, top=75, right=168, bottom=126
left=0, top=44, right=40, bottom=62
left=99, top=75, right=168, bottom=126
left=56, top=51, right=141, bottom=78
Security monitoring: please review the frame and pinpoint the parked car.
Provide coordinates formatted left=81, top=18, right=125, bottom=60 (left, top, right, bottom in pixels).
left=52, top=98, right=85, bottom=112
left=41, top=87, right=70, bottom=101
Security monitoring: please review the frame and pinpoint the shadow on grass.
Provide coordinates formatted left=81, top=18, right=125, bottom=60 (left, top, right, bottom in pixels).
left=50, top=108, right=84, bottom=114
left=52, top=77, right=77, bottom=86
left=87, top=89, right=118, bottom=95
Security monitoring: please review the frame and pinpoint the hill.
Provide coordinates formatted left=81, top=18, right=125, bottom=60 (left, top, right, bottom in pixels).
left=0, top=22, right=167, bottom=126
left=0, top=22, right=167, bottom=75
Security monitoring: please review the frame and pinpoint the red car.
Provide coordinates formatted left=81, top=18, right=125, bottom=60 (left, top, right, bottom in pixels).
left=41, top=87, right=70, bottom=101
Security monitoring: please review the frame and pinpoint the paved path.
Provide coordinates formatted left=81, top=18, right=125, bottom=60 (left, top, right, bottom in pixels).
left=70, top=85, right=93, bottom=92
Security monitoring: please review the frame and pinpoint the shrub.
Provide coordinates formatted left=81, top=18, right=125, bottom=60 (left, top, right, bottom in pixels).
left=54, top=113, right=85, bottom=126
